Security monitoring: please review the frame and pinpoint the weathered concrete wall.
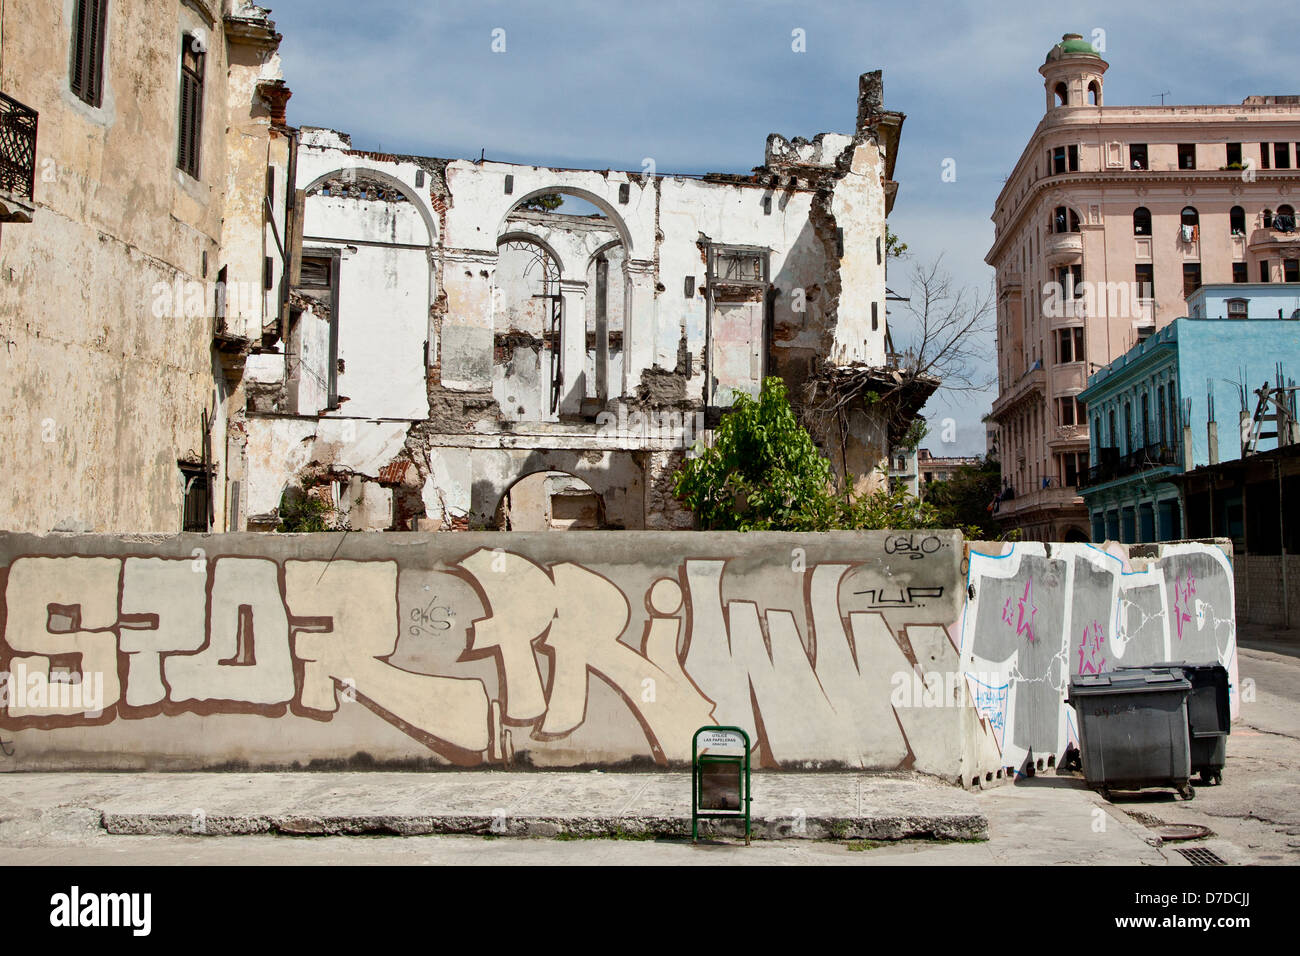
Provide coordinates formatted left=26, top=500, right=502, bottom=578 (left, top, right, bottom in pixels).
left=0, top=532, right=1235, bottom=784
left=0, top=0, right=291, bottom=534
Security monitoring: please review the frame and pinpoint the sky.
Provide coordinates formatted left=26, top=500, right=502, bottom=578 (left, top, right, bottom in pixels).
left=268, top=0, right=1300, bottom=456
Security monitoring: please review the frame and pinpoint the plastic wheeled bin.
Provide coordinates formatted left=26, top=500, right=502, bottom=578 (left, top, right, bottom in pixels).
left=1120, top=662, right=1230, bottom=786
left=1067, top=668, right=1195, bottom=801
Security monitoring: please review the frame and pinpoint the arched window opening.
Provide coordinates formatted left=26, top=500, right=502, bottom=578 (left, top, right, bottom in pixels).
left=1087, top=81, right=1100, bottom=106
left=1230, top=206, right=1246, bottom=236
left=1055, top=82, right=1068, bottom=107
left=1180, top=207, right=1199, bottom=243
left=1276, top=204, right=1296, bottom=233
left=1134, top=207, right=1151, bottom=236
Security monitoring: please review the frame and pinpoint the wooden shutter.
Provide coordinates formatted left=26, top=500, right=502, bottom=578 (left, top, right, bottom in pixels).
left=70, top=0, right=107, bottom=107
left=177, top=37, right=204, bottom=178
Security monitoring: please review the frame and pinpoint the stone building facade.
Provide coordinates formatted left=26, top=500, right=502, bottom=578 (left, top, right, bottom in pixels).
left=0, top=0, right=295, bottom=534
left=986, top=33, right=1300, bottom=542
left=236, top=72, right=932, bottom=532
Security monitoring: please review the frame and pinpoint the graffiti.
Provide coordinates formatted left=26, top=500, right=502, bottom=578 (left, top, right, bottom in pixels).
left=959, top=542, right=1237, bottom=771
left=1000, top=578, right=1039, bottom=644
left=1077, top=620, right=1107, bottom=675
left=883, top=534, right=944, bottom=561
left=408, top=596, right=454, bottom=637
left=853, top=585, right=945, bottom=609
left=0, top=533, right=1235, bottom=779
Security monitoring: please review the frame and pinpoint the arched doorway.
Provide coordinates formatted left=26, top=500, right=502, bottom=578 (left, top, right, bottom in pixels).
left=493, top=470, right=607, bottom=530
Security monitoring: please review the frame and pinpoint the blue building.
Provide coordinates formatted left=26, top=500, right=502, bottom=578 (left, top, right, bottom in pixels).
left=1078, top=284, right=1300, bottom=543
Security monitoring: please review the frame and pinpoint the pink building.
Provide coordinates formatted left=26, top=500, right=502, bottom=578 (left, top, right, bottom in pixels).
left=987, top=34, right=1300, bottom=541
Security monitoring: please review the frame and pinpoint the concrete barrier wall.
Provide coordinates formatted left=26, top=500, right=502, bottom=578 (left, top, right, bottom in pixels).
left=0, top=532, right=1236, bottom=784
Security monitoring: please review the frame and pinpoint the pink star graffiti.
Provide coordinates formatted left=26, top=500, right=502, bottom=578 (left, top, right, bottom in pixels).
left=1001, top=579, right=1038, bottom=644
left=1078, top=620, right=1107, bottom=674
left=1173, top=571, right=1197, bottom=641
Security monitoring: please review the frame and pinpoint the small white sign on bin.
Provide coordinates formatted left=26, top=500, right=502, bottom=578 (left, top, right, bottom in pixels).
left=697, top=729, right=746, bottom=753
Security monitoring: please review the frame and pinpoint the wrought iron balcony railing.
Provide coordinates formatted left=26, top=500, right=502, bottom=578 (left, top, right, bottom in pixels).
left=0, top=91, right=38, bottom=204
left=1080, top=442, right=1181, bottom=488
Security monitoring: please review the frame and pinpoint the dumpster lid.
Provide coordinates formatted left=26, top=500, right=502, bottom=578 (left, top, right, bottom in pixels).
left=1068, top=669, right=1191, bottom=696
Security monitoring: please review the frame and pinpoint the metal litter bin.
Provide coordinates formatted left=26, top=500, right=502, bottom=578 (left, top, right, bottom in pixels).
left=1120, top=662, right=1230, bottom=786
left=1067, top=668, right=1195, bottom=801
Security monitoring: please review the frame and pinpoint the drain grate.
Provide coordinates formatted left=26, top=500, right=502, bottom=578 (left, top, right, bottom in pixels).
left=1176, top=847, right=1227, bottom=866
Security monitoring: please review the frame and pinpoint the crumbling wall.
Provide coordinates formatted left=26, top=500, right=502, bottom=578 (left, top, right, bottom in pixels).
left=240, top=70, right=903, bottom=537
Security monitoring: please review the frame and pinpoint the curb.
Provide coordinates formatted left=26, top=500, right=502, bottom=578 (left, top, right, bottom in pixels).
left=100, top=810, right=989, bottom=842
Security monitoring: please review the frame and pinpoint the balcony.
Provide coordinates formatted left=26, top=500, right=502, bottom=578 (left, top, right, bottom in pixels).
left=989, top=361, right=1046, bottom=421
left=993, top=478, right=1084, bottom=520
left=0, top=91, right=37, bottom=223
left=1079, top=442, right=1182, bottom=489
left=1044, top=231, right=1083, bottom=265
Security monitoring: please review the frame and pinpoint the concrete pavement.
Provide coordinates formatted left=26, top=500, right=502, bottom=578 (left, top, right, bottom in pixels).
left=0, top=770, right=984, bottom=842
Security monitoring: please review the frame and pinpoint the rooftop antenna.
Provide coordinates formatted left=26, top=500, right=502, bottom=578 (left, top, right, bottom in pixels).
left=1153, top=91, right=1171, bottom=105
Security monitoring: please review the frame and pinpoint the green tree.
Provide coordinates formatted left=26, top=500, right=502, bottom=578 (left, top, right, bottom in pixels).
left=885, top=226, right=908, bottom=259
left=518, top=192, right=564, bottom=213
left=673, top=377, right=943, bottom=531
left=923, top=454, right=1008, bottom=539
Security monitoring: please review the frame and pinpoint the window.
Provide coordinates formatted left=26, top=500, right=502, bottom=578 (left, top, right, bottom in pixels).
left=1130, top=143, right=1148, bottom=170
left=177, top=33, right=205, bottom=179
left=1133, top=206, right=1151, bottom=235
left=1088, top=81, right=1100, bottom=105
left=1057, top=396, right=1083, bottom=427
left=1053, top=205, right=1080, bottom=233
left=1179, top=206, right=1199, bottom=244
left=1183, top=263, right=1202, bottom=297
left=1276, top=204, right=1297, bottom=234
left=1233, top=262, right=1248, bottom=283
left=1056, top=327, right=1085, bottom=364
left=180, top=462, right=210, bottom=532
left=1260, top=143, right=1271, bottom=170
left=1168, top=392, right=1178, bottom=444
left=1157, top=385, right=1166, bottom=444
left=1108, top=409, right=1117, bottom=449
left=1141, top=393, right=1150, bottom=447
left=1178, top=144, right=1196, bottom=169
left=1051, top=146, right=1067, bottom=174
left=1230, top=206, right=1246, bottom=235
left=1123, top=402, right=1133, bottom=454
left=1054, top=82, right=1068, bottom=107
left=1227, top=142, right=1242, bottom=167
left=1068, top=144, right=1079, bottom=172
left=1227, top=298, right=1248, bottom=318
left=1276, top=142, right=1292, bottom=169
left=1056, top=264, right=1084, bottom=299
left=70, top=0, right=109, bottom=107
left=1261, top=260, right=1272, bottom=283
left=1286, top=259, right=1300, bottom=283
left=1135, top=263, right=1155, bottom=300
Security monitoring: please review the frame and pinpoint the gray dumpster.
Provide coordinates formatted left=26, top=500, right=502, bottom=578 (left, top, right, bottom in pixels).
left=1117, top=662, right=1230, bottom=787
left=1067, top=668, right=1195, bottom=801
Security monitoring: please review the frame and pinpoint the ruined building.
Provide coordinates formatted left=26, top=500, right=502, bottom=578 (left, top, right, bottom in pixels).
left=237, top=71, right=934, bottom=532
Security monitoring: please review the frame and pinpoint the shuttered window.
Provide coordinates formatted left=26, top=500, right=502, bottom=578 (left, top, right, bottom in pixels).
left=70, top=0, right=108, bottom=107
left=177, top=35, right=205, bottom=179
